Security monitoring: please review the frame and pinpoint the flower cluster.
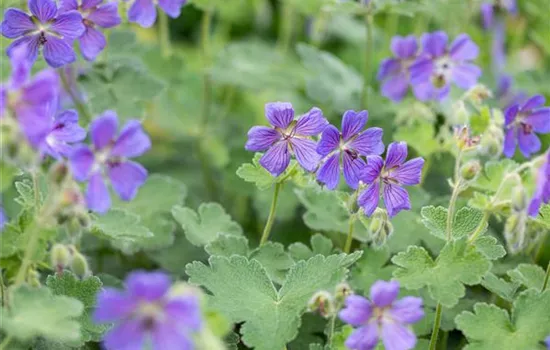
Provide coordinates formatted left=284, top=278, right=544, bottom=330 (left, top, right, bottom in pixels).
left=339, top=280, right=424, bottom=350
left=378, top=31, right=481, bottom=102
left=94, top=271, right=203, bottom=350
left=246, top=102, right=424, bottom=218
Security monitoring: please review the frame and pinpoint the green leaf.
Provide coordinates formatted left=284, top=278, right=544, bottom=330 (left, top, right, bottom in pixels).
left=532, top=204, right=550, bottom=229
left=0, top=223, right=21, bottom=258
left=297, top=44, right=362, bottom=113
left=349, top=246, right=395, bottom=293
left=473, top=159, right=518, bottom=193
left=0, top=285, right=83, bottom=342
left=469, top=106, right=491, bottom=135
left=472, top=236, right=506, bottom=260
left=392, top=239, right=491, bottom=307
left=456, top=290, right=550, bottom=349
left=186, top=252, right=362, bottom=350
left=507, top=264, right=546, bottom=291
left=205, top=234, right=250, bottom=257
left=90, top=209, right=153, bottom=253
left=481, top=273, right=519, bottom=302
left=288, top=234, right=334, bottom=261
left=45, top=272, right=109, bottom=344
left=236, top=154, right=277, bottom=190
left=393, top=120, right=442, bottom=158
left=0, top=162, right=17, bottom=191
left=421, top=206, right=487, bottom=240
left=249, top=242, right=295, bottom=284
left=172, top=203, right=243, bottom=246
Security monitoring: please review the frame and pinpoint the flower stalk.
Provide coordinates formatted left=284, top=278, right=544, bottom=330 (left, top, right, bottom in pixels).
left=260, top=182, right=282, bottom=246
left=344, top=214, right=356, bottom=253
left=361, top=8, right=374, bottom=109
left=158, top=11, right=172, bottom=57
left=59, top=68, right=92, bottom=124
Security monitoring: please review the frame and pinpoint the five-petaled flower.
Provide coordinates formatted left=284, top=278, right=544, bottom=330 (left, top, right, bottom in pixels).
left=358, top=142, right=424, bottom=217
left=339, top=280, right=424, bottom=350
left=245, top=102, right=328, bottom=177
left=378, top=35, right=418, bottom=102
left=503, top=95, right=550, bottom=158
left=127, top=0, right=187, bottom=28
left=528, top=149, right=550, bottom=217
left=60, top=0, right=122, bottom=61
left=1, top=0, right=85, bottom=67
left=69, top=111, right=151, bottom=213
left=93, top=271, right=203, bottom=350
left=409, top=31, right=481, bottom=101
left=316, top=110, right=384, bottom=190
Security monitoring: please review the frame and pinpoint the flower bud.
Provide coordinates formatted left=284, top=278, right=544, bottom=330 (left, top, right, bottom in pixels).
left=28, top=269, right=41, bottom=287
left=504, top=212, right=527, bottom=254
left=511, top=186, right=527, bottom=212
left=334, top=282, right=353, bottom=303
left=71, top=252, right=90, bottom=278
left=48, top=162, right=69, bottom=187
left=307, top=291, right=334, bottom=318
left=460, top=160, right=482, bottom=181
left=454, top=126, right=480, bottom=151
left=452, top=101, right=470, bottom=125
left=369, top=209, right=393, bottom=248
left=50, top=244, right=71, bottom=273
left=466, top=84, right=492, bottom=104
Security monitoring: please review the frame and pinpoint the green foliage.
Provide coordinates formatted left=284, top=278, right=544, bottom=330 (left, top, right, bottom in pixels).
left=237, top=155, right=306, bottom=191
left=349, top=246, right=394, bottom=293
left=421, top=206, right=487, bottom=240
left=186, top=252, right=361, bottom=350
left=507, top=264, right=546, bottom=291
left=472, top=159, right=518, bottom=193
left=0, top=162, right=17, bottom=192
left=392, top=239, right=492, bottom=307
left=172, top=202, right=243, bottom=246
left=481, top=273, right=519, bottom=302
left=393, top=120, right=442, bottom=158
left=205, top=234, right=250, bottom=257
left=288, top=234, right=335, bottom=261
left=456, top=290, right=550, bottom=349
left=0, top=285, right=83, bottom=343
left=46, top=272, right=109, bottom=344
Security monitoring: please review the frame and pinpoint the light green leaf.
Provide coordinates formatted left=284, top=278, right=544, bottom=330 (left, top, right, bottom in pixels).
left=532, top=204, right=550, bottom=229
left=0, top=223, right=21, bottom=258
left=46, top=272, right=109, bottom=344
left=0, top=285, right=83, bottom=342
left=481, top=273, right=519, bottom=302
left=0, top=162, right=17, bottom=191
left=421, top=206, right=487, bottom=240
left=473, top=159, right=518, bottom=193
left=172, top=203, right=243, bottom=246
left=473, top=236, right=506, bottom=261
left=507, top=264, right=546, bottom=291
left=349, top=246, right=395, bottom=293
left=393, top=121, right=442, bottom=157
left=249, top=242, right=295, bottom=284
left=205, top=234, right=250, bottom=257
left=90, top=209, right=153, bottom=252
left=392, top=239, right=491, bottom=307
left=288, top=234, right=334, bottom=261
left=186, top=252, right=362, bottom=350
left=236, top=155, right=277, bottom=191
left=456, top=290, right=550, bottom=349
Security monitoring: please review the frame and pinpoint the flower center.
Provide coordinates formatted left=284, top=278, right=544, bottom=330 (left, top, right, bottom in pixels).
left=381, top=167, right=399, bottom=185
left=431, top=56, right=453, bottom=88
left=136, top=302, right=165, bottom=330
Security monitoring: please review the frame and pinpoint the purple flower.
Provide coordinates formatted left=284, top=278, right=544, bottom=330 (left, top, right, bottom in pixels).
left=339, top=280, right=424, bottom=350
left=1, top=0, right=85, bottom=67
left=545, top=335, right=550, bottom=350
left=93, top=271, right=202, bottom=350
left=41, top=109, right=87, bottom=159
left=69, top=111, right=151, bottom=213
left=245, top=102, right=328, bottom=177
left=503, top=95, right=550, bottom=158
left=316, top=110, right=384, bottom=190
left=127, top=0, right=187, bottom=28
left=528, top=150, right=550, bottom=217
left=378, top=35, right=418, bottom=102
left=0, top=205, right=7, bottom=232
left=60, top=0, right=121, bottom=61
left=409, top=31, right=481, bottom=101
left=496, top=75, right=527, bottom=109
left=480, top=0, right=517, bottom=29
left=358, top=142, right=424, bottom=217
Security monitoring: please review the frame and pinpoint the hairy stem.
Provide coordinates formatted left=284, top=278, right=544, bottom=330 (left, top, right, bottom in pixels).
left=361, top=9, right=374, bottom=109
left=260, top=182, right=282, bottom=246
left=277, top=0, right=294, bottom=53
left=543, top=260, right=550, bottom=291
left=468, top=211, right=490, bottom=243
left=429, top=303, right=443, bottom=350
left=59, top=67, right=91, bottom=124
left=158, top=10, right=172, bottom=57
left=344, top=215, right=356, bottom=253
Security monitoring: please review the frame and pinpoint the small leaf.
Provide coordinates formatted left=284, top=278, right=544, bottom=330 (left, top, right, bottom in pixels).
left=249, top=242, right=295, bottom=284
left=236, top=154, right=277, bottom=191
left=205, top=234, right=250, bottom=258
left=288, top=234, right=334, bottom=261
left=172, top=203, right=243, bottom=246
left=473, top=159, right=518, bottom=193
left=0, top=285, right=83, bottom=342
left=481, top=273, right=519, bottom=302
left=421, top=206, right=487, bottom=240
left=507, top=264, right=546, bottom=291
left=473, top=236, right=506, bottom=260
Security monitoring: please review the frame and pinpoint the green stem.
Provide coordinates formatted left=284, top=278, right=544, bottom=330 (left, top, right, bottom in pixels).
left=543, top=260, right=550, bottom=291
left=59, top=67, right=91, bottom=124
left=468, top=211, right=490, bottom=244
left=260, top=182, right=282, bottom=246
left=343, top=215, right=356, bottom=253
left=429, top=303, right=443, bottom=350
left=361, top=10, right=374, bottom=109
left=327, top=312, right=337, bottom=346
left=0, top=335, right=12, bottom=350
left=446, top=182, right=461, bottom=241
left=158, top=10, right=172, bottom=57
left=277, top=0, right=294, bottom=53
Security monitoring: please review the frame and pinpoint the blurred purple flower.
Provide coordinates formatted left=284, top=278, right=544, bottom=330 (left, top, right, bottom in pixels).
left=69, top=111, right=151, bottom=213
left=503, top=95, right=550, bottom=158
left=378, top=35, right=418, bottom=102
left=409, top=31, right=481, bottom=101
left=496, top=75, right=527, bottom=109
left=246, top=102, right=328, bottom=177
left=0, top=205, right=7, bottom=232
left=60, top=0, right=121, bottom=61
left=316, top=110, right=383, bottom=190
left=358, top=142, right=424, bottom=217
left=545, top=335, right=550, bottom=350
left=480, top=0, right=517, bottom=29
left=1, top=0, right=85, bottom=67
left=94, top=271, right=202, bottom=350
left=127, top=0, right=187, bottom=28
left=339, top=280, right=424, bottom=350
left=528, top=150, right=550, bottom=217
left=41, top=109, right=87, bottom=159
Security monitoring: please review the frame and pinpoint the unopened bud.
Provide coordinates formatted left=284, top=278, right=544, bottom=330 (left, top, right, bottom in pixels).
left=334, top=282, right=353, bottom=303
left=454, top=126, right=480, bottom=151
left=28, top=270, right=41, bottom=287
left=307, top=291, right=335, bottom=318
left=369, top=209, right=393, bottom=248
left=50, top=244, right=71, bottom=273
left=466, top=84, right=492, bottom=104
left=460, top=160, right=482, bottom=181
left=48, top=162, right=69, bottom=186
left=71, top=252, right=90, bottom=278
left=452, top=101, right=470, bottom=125
left=511, top=186, right=527, bottom=212
left=504, top=212, right=527, bottom=254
